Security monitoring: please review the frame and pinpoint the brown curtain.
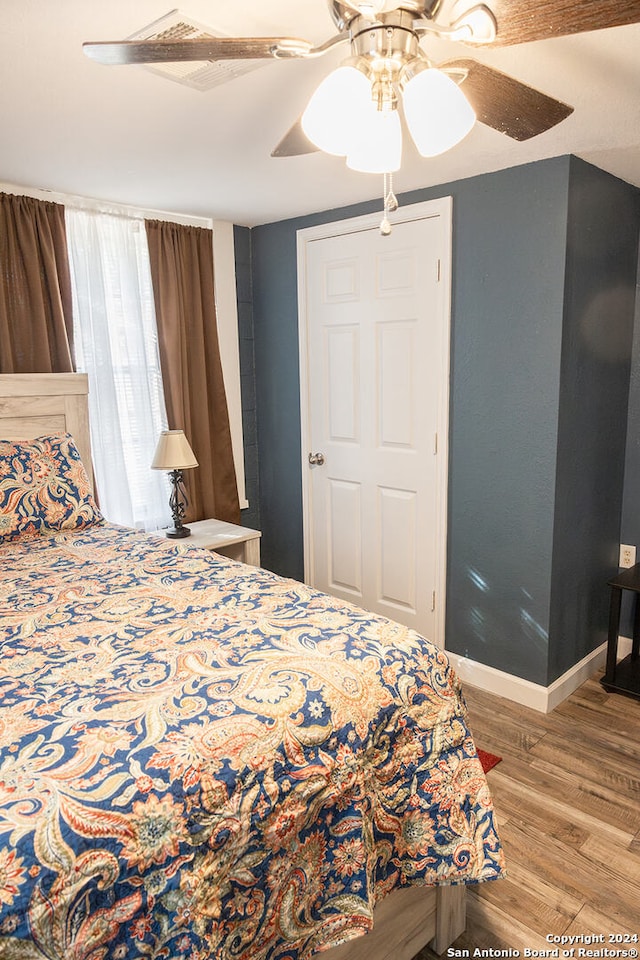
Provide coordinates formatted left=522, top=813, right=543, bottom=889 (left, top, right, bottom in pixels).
left=145, top=219, right=240, bottom=525
left=0, top=192, right=74, bottom=373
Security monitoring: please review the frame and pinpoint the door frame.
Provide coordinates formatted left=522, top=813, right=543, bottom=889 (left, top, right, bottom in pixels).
left=296, top=197, right=453, bottom=649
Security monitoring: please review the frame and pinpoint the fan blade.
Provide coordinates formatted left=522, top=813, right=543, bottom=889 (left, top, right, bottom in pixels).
left=484, top=0, right=640, bottom=46
left=271, top=120, right=319, bottom=158
left=83, top=37, right=314, bottom=66
left=444, top=59, right=573, bottom=140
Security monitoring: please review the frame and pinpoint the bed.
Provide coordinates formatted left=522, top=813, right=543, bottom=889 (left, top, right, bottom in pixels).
left=0, top=374, right=504, bottom=960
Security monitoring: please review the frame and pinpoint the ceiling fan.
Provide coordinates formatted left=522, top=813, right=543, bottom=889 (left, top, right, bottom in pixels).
left=83, top=0, right=640, bottom=171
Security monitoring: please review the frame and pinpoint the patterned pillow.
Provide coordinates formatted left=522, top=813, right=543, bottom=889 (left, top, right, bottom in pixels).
left=0, top=432, right=103, bottom=541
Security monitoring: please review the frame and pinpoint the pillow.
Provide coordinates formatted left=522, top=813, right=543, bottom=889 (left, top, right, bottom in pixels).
left=0, top=432, right=103, bottom=542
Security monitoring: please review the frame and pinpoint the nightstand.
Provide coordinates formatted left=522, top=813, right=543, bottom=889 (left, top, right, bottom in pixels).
left=174, top=518, right=261, bottom=566
left=601, top=563, right=640, bottom=700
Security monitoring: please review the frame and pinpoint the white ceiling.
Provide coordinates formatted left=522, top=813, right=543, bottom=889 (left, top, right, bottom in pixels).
left=2, top=0, right=640, bottom=227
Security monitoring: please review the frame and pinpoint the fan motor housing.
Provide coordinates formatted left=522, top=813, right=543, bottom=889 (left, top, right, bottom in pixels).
left=350, top=12, right=421, bottom=67
left=329, top=0, right=439, bottom=32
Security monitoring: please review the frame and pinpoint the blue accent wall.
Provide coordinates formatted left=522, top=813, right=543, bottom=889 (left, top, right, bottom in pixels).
left=549, top=158, right=639, bottom=681
left=617, top=202, right=640, bottom=638
left=245, top=156, right=640, bottom=686
left=439, top=161, right=568, bottom=686
left=622, top=246, right=640, bottom=548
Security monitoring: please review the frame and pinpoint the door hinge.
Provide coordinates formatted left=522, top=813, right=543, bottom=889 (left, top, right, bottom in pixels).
left=436, top=258, right=441, bottom=282
left=431, top=590, right=436, bottom=612
left=434, top=432, right=438, bottom=455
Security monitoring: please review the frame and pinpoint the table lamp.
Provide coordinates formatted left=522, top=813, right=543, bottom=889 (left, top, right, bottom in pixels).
left=151, top=430, right=199, bottom=538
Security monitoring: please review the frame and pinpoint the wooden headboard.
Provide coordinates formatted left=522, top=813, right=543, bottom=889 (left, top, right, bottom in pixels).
left=0, top=373, right=94, bottom=491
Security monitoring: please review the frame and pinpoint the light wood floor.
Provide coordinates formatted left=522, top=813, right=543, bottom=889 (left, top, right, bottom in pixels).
left=416, top=674, right=640, bottom=957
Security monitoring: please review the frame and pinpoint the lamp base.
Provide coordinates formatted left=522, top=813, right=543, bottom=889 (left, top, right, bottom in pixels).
left=165, top=526, right=191, bottom=539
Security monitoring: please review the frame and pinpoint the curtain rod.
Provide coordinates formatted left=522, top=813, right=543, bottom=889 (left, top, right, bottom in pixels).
left=0, top=181, right=213, bottom=230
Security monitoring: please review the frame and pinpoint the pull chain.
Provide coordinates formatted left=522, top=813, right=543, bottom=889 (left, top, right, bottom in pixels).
left=380, top=172, right=399, bottom=236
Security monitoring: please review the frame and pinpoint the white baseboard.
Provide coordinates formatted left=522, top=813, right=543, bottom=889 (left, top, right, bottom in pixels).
left=447, top=636, right=633, bottom=714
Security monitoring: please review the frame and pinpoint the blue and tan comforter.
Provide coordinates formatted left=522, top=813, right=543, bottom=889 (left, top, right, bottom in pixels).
left=0, top=524, right=504, bottom=959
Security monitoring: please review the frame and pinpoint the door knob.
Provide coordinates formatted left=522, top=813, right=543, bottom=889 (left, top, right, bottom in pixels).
left=308, top=452, right=325, bottom=466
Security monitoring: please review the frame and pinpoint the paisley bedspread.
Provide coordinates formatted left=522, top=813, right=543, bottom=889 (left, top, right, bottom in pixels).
left=0, top=524, right=504, bottom=960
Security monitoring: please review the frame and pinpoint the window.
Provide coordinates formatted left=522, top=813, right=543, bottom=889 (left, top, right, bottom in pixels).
left=66, top=209, right=170, bottom=531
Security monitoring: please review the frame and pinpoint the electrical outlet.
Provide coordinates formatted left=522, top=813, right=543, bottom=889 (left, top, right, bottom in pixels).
left=619, top=544, right=636, bottom=568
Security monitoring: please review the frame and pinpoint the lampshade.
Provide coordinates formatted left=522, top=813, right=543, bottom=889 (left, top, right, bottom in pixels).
left=402, top=66, right=476, bottom=158
left=301, top=64, right=371, bottom=156
left=346, top=103, right=402, bottom=174
left=151, top=430, right=198, bottom=471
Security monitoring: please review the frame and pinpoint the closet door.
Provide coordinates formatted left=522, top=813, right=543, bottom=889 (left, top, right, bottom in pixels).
left=298, top=199, right=452, bottom=646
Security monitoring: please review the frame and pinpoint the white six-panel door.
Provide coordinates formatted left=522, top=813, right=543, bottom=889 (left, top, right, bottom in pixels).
left=298, top=199, right=452, bottom=648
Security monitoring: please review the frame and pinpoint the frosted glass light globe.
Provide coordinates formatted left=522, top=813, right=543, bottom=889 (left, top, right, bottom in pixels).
left=403, top=68, right=475, bottom=157
left=302, top=65, right=372, bottom=156
left=346, top=103, right=402, bottom=173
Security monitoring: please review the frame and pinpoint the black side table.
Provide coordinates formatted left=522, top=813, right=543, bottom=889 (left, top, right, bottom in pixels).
left=601, top=563, right=640, bottom=699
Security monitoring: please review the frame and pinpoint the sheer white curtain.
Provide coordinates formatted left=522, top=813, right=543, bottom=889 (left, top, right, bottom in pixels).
left=66, top=209, right=171, bottom=531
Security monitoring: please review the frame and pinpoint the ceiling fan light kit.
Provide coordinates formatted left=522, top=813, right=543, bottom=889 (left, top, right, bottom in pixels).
left=83, top=0, right=640, bottom=232
left=301, top=55, right=475, bottom=172
left=301, top=58, right=404, bottom=172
